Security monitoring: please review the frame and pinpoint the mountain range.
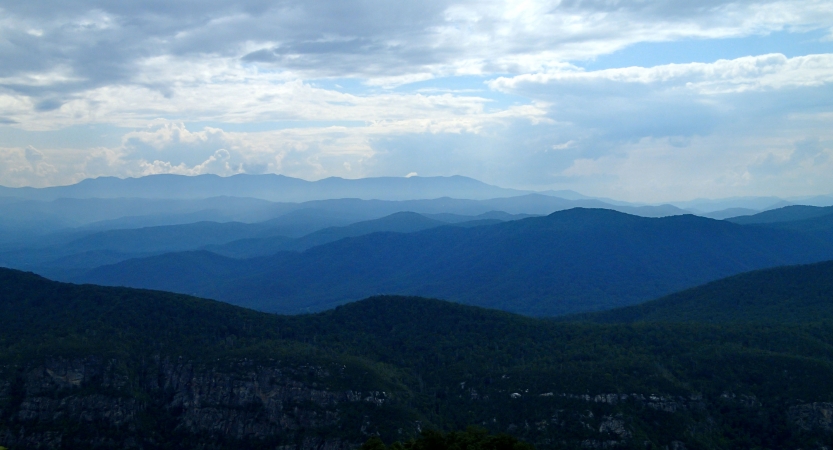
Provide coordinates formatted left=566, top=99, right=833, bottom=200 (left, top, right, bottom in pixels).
left=3, top=173, right=832, bottom=319
left=76, top=208, right=833, bottom=316
left=4, top=173, right=830, bottom=211
left=0, top=173, right=530, bottom=202
left=0, top=191, right=691, bottom=248
left=0, top=209, right=530, bottom=275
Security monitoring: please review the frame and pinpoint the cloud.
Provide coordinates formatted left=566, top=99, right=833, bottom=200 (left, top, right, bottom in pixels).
left=122, top=123, right=233, bottom=166
left=0, top=108, right=560, bottom=187
left=0, top=62, right=548, bottom=131
left=792, top=137, right=831, bottom=165
left=24, top=145, right=44, bottom=163
left=2, top=1, right=833, bottom=200
left=139, top=148, right=241, bottom=177
left=547, top=126, right=833, bottom=202
left=484, top=53, right=833, bottom=147
left=2, top=108, right=832, bottom=201
left=2, top=0, right=832, bottom=100
left=551, top=140, right=575, bottom=151
left=489, top=53, right=833, bottom=94
left=749, top=136, right=833, bottom=177
left=0, top=145, right=57, bottom=186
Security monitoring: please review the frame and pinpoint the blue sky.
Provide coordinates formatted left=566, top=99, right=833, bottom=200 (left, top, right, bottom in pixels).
left=1, top=0, right=832, bottom=202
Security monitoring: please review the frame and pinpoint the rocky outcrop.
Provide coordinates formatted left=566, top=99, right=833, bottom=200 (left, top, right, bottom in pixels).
left=0, top=357, right=394, bottom=450
left=5, top=359, right=833, bottom=450
left=598, top=415, right=631, bottom=439
left=789, top=403, right=833, bottom=432
left=17, top=394, right=141, bottom=427
left=553, top=392, right=705, bottom=413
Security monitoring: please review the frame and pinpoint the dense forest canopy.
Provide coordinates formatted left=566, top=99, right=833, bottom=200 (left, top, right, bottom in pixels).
left=2, top=267, right=833, bottom=448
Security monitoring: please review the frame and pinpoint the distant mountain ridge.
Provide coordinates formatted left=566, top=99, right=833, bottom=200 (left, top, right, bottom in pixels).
left=0, top=193, right=691, bottom=250
left=0, top=174, right=691, bottom=222
left=78, top=208, right=833, bottom=316
left=0, top=173, right=530, bottom=202
left=699, top=207, right=759, bottom=220
left=0, top=195, right=694, bottom=279
left=0, top=211, right=447, bottom=274
left=727, top=205, right=833, bottom=224
left=4, top=174, right=832, bottom=214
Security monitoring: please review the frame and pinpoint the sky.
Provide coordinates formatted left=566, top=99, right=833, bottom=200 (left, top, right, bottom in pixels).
left=1, top=0, right=832, bottom=202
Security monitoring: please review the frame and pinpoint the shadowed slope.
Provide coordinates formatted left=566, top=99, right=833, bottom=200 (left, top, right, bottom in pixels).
left=569, top=260, right=833, bottom=324
left=80, top=208, right=833, bottom=316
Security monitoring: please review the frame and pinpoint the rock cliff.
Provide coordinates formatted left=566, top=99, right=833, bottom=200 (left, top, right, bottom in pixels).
left=0, top=357, right=402, bottom=449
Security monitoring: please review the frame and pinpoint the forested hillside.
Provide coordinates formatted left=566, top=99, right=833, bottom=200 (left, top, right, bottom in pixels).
left=571, top=260, right=833, bottom=324
left=3, top=268, right=833, bottom=449
left=79, top=208, right=833, bottom=316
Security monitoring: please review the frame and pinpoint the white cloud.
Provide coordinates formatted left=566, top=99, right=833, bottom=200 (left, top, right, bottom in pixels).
left=552, top=130, right=833, bottom=202
left=1, top=55, right=548, bottom=131
left=0, top=115, right=549, bottom=187
left=139, top=148, right=241, bottom=177
left=2, top=0, right=833, bottom=97
left=483, top=53, right=833, bottom=147
left=0, top=146, right=58, bottom=186
left=24, top=145, right=44, bottom=163
left=2, top=0, right=833, bottom=200
left=551, top=140, right=575, bottom=151
left=489, top=53, right=833, bottom=94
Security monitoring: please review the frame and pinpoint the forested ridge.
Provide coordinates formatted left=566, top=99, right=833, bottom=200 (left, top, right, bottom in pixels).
left=77, top=208, right=833, bottom=316
left=574, top=260, right=833, bottom=324
left=3, top=267, right=833, bottom=449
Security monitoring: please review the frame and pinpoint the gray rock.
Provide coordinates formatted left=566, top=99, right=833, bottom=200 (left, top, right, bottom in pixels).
left=789, top=402, right=833, bottom=432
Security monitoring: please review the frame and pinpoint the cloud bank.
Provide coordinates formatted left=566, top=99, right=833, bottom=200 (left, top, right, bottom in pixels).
left=1, top=0, right=832, bottom=201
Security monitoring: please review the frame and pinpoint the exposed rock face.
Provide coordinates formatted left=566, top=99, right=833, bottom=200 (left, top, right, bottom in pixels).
left=598, top=415, right=631, bottom=439
left=160, top=359, right=344, bottom=439
left=555, top=392, right=705, bottom=413
left=579, top=439, right=621, bottom=448
left=4, top=358, right=833, bottom=450
left=790, top=403, right=833, bottom=432
left=17, top=395, right=140, bottom=427
left=0, top=357, right=388, bottom=450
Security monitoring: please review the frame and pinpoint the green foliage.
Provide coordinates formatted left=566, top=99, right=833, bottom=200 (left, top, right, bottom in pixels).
left=3, top=268, right=833, bottom=448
